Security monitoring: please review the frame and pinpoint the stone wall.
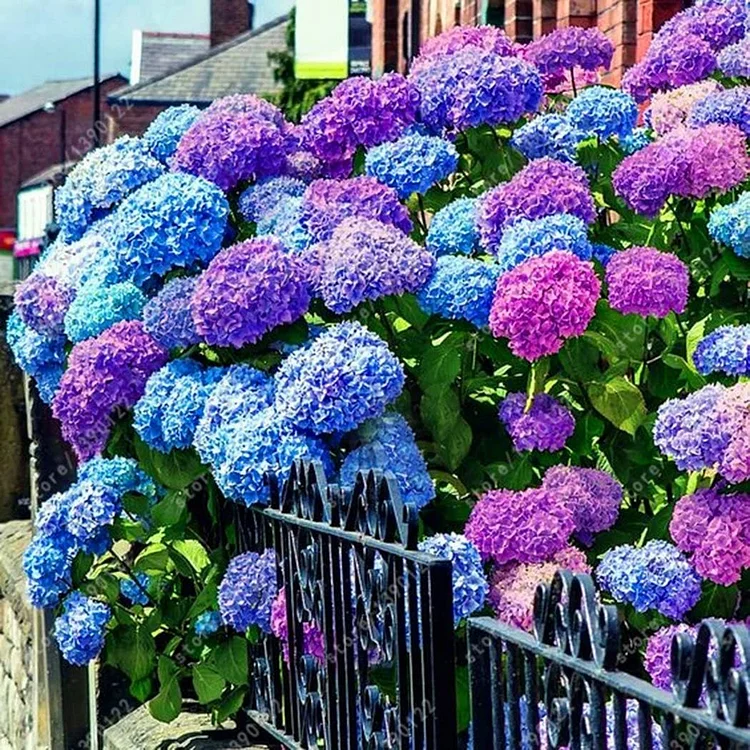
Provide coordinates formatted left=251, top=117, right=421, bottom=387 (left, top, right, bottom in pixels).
left=0, top=520, right=33, bottom=750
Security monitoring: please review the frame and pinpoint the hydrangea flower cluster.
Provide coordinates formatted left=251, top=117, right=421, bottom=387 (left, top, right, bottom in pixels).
left=718, top=36, right=750, bottom=77
left=340, top=414, right=435, bottom=510
left=510, top=114, right=585, bottom=164
left=693, top=325, right=750, bottom=376
left=14, top=273, right=75, bottom=336
left=565, top=86, right=638, bottom=140
left=308, top=218, right=434, bottom=314
left=670, top=488, right=750, bottom=586
left=687, top=86, right=750, bottom=136
left=143, top=104, right=202, bottom=164
left=63, top=281, right=146, bottom=343
left=53, top=592, right=111, bottom=666
left=255, top=197, right=312, bottom=254
left=498, top=392, right=575, bottom=453
left=270, top=587, right=325, bottom=665
left=647, top=80, right=723, bottom=135
left=489, top=251, right=601, bottom=360
left=478, top=158, right=596, bottom=252
left=417, top=255, right=499, bottom=328
left=596, top=540, right=702, bottom=619
left=645, top=624, right=696, bottom=691
left=238, top=176, right=307, bottom=222
left=364, top=133, right=458, bottom=198
left=709, top=192, right=750, bottom=258
left=416, top=534, right=488, bottom=625
left=143, top=276, right=201, bottom=350
left=218, top=549, right=278, bottom=633
left=120, top=573, right=150, bottom=606
left=191, top=237, right=310, bottom=348
left=194, top=611, right=222, bottom=637
left=412, top=24, right=516, bottom=68
left=605, top=247, right=689, bottom=318
left=426, top=198, right=478, bottom=256
left=494, top=213, right=593, bottom=273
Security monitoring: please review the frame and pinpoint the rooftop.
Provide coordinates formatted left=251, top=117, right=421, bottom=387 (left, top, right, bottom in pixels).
left=132, top=31, right=211, bottom=85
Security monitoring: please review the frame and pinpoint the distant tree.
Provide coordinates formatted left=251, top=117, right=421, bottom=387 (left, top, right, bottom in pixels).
left=267, top=9, right=337, bottom=123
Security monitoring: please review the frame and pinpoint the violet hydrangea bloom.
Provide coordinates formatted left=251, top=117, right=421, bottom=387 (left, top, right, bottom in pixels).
left=191, top=237, right=310, bottom=348
left=671, top=488, right=750, bottom=586
left=478, top=158, right=596, bottom=252
left=498, top=392, right=575, bottom=453
left=596, top=540, right=702, bottom=620
left=647, top=80, right=723, bottom=135
left=718, top=37, right=750, bottom=77
left=411, top=25, right=516, bottom=70
left=300, top=176, right=412, bottom=243
left=14, top=272, right=76, bottom=336
left=274, top=321, right=405, bottom=435
left=238, top=176, right=307, bottom=222
left=417, top=255, right=499, bottom=328
left=271, top=587, right=325, bottom=665
left=417, top=534, right=488, bottom=625
left=489, top=251, right=600, bottom=361
left=143, top=104, right=201, bottom=164
left=172, top=95, right=289, bottom=190
left=218, top=549, right=277, bottom=634
left=466, top=487, right=575, bottom=566
left=53, top=592, right=111, bottom=666
left=693, top=325, right=750, bottom=376
left=565, top=86, right=638, bottom=140
left=143, top=276, right=201, bottom=351
left=311, top=218, right=434, bottom=314
left=489, top=546, right=590, bottom=631
left=364, top=133, right=458, bottom=198
left=645, top=625, right=696, bottom=691
left=340, top=414, right=435, bottom=510
left=52, top=321, right=168, bottom=461
left=510, top=114, right=585, bottom=164
left=606, top=247, right=689, bottom=318
left=687, top=85, right=750, bottom=136
left=709, top=192, right=750, bottom=258
left=541, top=465, right=623, bottom=546
left=522, top=26, right=614, bottom=82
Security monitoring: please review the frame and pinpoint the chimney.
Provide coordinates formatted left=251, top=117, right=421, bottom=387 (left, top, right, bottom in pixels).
left=210, top=0, right=251, bottom=46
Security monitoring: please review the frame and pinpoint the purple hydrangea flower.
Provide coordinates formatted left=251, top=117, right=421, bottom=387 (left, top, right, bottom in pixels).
left=300, top=176, right=412, bottom=243
left=52, top=321, right=168, bottom=461
left=596, top=540, right=702, bottom=620
left=541, top=465, right=623, bottom=546
left=671, top=488, right=750, bottom=586
left=274, top=322, right=404, bottom=434
left=522, top=26, right=614, bottom=81
left=466, top=487, right=575, bottom=565
left=271, top=587, right=325, bottom=664
left=489, top=250, right=600, bottom=361
left=412, top=25, right=516, bottom=69
left=693, top=325, right=750, bottom=375
left=14, top=273, right=76, bottom=336
left=498, top=392, right=575, bottom=453
left=309, top=217, right=434, bottom=314
left=143, top=276, right=201, bottom=351
left=646, top=624, right=697, bottom=691
left=218, top=549, right=277, bottom=633
left=54, top=592, right=111, bottom=665
left=191, top=238, right=310, bottom=348
left=172, top=95, right=289, bottom=190
left=478, top=158, right=596, bottom=252
left=718, top=37, right=750, bottom=77
left=238, top=176, right=307, bottom=222
left=687, top=85, right=750, bottom=135
left=417, top=534, right=488, bottom=625
left=606, top=247, right=689, bottom=318
left=647, top=80, right=723, bottom=135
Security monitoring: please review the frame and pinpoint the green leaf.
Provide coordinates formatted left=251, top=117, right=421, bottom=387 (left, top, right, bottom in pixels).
left=213, top=686, right=247, bottom=724
left=212, top=637, right=249, bottom=686
left=685, top=317, right=708, bottom=372
left=134, top=436, right=207, bottom=490
left=171, top=540, right=210, bottom=574
left=108, top=625, right=156, bottom=683
left=417, top=334, right=464, bottom=390
left=71, top=552, right=94, bottom=587
left=456, top=665, right=470, bottom=734
left=690, top=583, right=739, bottom=621
left=186, top=582, right=219, bottom=620
left=559, top=337, right=600, bottom=383
left=567, top=413, right=605, bottom=455
left=151, top=490, right=188, bottom=527
left=588, top=377, right=647, bottom=436
left=134, top=544, right=171, bottom=574
left=84, top=572, right=120, bottom=603
left=122, top=492, right=151, bottom=517
left=149, top=656, right=182, bottom=723
left=129, top=677, right=153, bottom=703
left=192, top=663, right=226, bottom=704
left=420, top=385, right=473, bottom=470
left=589, top=302, right=647, bottom=363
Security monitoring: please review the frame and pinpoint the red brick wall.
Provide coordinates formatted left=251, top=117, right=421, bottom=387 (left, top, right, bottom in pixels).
left=0, top=77, right=129, bottom=229
left=210, top=0, right=250, bottom=47
left=109, top=102, right=169, bottom=141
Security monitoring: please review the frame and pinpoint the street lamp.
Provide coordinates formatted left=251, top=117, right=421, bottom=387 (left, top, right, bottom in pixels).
left=42, top=101, right=67, bottom=169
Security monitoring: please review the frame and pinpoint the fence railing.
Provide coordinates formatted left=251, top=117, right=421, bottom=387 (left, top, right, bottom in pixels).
left=236, top=458, right=458, bottom=749
left=469, top=570, right=750, bottom=750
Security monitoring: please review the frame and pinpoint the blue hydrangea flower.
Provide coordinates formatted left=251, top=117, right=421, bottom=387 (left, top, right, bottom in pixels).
left=214, top=406, right=331, bottom=506
left=78, top=456, right=158, bottom=501
left=495, top=214, right=593, bottom=273
left=104, top=172, right=229, bottom=287
left=364, top=133, right=459, bottom=199
left=619, top=127, right=652, bottom=155
left=55, top=136, right=164, bottom=242
left=193, top=365, right=275, bottom=468
left=239, top=176, right=307, bottom=222
left=143, top=276, right=201, bottom=351
left=597, top=540, right=702, bottom=620
left=417, top=255, right=500, bottom=327
left=426, top=198, right=479, bottom=256
left=23, top=535, right=75, bottom=609
left=688, top=87, right=750, bottom=136
left=53, top=591, right=111, bottom=666
left=566, top=86, right=639, bottom=140
left=143, top=104, right=202, bottom=164
left=718, top=37, right=750, bottom=78
left=6, top=311, right=65, bottom=403
left=133, top=359, right=224, bottom=453
left=340, top=414, right=435, bottom=510
left=708, top=192, right=750, bottom=258
left=65, top=480, right=122, bottom=555
left=218, top=549, right=277, bottom=634
left=510, top=114, right=585, bottom=163
left=120, top=573, right=150, bottom=606
left=693, top=325, right=750, bottom=375
left=256, top=196, right=312, bottom=253
left=417, top=534, right=488, bottom=625
left=591, top=243, right=618, bottom=266
left=194, top=611, right=222, bottom=637
left=274, top=322, right=405, bottom=434
left=63, top=281, right=146, bottom=343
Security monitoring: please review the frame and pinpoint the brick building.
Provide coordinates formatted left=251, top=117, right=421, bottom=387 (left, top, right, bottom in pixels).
left=371, top=0, right=690, bottom=83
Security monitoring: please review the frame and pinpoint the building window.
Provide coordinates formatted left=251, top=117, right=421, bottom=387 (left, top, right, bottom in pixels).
left=485, top=0, right=504, bottom=27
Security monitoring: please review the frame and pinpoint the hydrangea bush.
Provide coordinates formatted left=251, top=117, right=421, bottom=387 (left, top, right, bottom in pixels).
left=9, top=3, right=750, bottom=735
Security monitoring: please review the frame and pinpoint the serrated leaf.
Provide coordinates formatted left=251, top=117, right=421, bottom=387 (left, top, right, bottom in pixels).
left=213, top=686, right=247, bottom=724
left=212, top=637, right=249, bottom=686
left=134, top=543, right=171, bottom=573
left=151, top=490, right=188, bottom=527
left=418, top=334, right=465, bottom=390
left=171, top=540, right=210, bottom=573
left=108, top=625, right=156, bottom=682
left=193, top=663, right=226, bottom=704
left=588, top=377, right=647, bottom=436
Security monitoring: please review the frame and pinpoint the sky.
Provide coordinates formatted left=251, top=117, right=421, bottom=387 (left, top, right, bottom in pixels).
left=0, top=0, right=294, bottom=95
